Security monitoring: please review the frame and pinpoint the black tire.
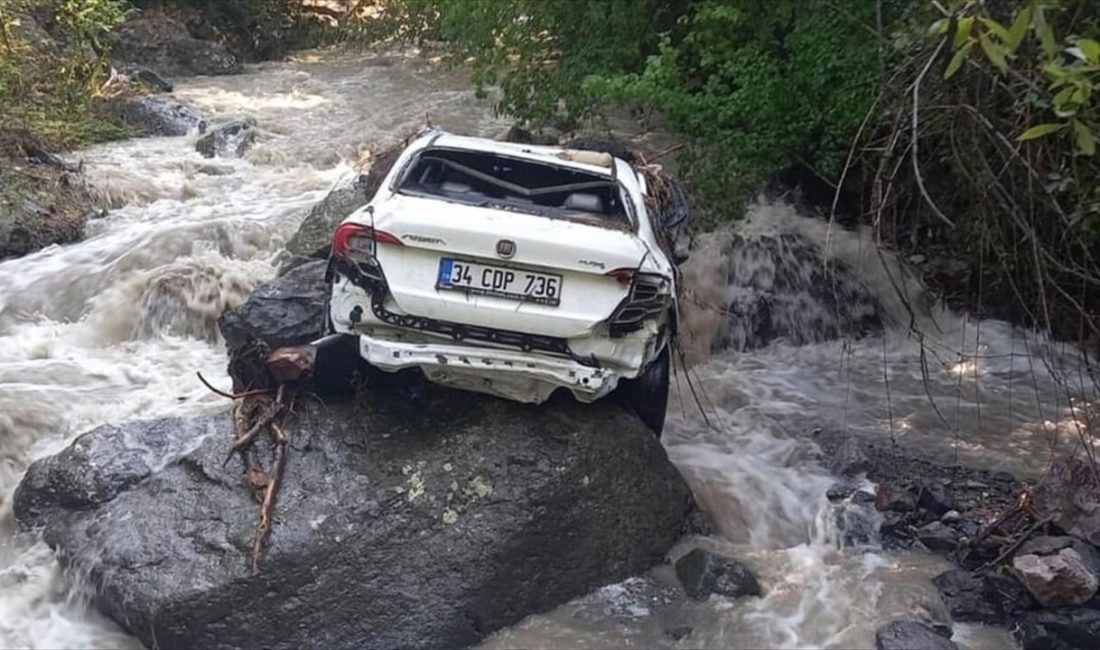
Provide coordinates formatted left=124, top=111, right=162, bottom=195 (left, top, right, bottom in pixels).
left=618, top=346, right=670, bottom=438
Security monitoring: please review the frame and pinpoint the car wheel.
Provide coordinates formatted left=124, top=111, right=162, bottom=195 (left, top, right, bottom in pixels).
left=618, top=345, right=670, bottom=438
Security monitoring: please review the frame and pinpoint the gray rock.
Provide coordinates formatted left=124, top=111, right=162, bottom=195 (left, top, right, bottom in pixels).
left=876, top=483, right=917, bottom=513
left=933, top=569, right=1035, bottom=624
left=284, top=184, right=366, bottom=262
left=196, top=120, right=257, bottom=158
left=109, top=16, right=241, bottom=76
left=916, top=521, right=960, bottom=551
left=104, top=95, right=207, bottom=137
left=283, top=143, right=402, bottom=266
left=1013, top=548, right=1099, bottom=608
left=674, top=548, right=761, bottom=600
left=14, top=389, right=695, bottom=650
left=917, top=479, right=955, bottom=515
left=875, top=620, right=956, bottom=650
left=1016, top=608, right=1100, bottom=650
left=1033, top=457, right=1100, bottom=547
left=218, top=259, right=327, bottom=355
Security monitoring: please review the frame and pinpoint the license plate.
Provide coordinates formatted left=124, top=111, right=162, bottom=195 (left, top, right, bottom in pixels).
left=437, top=258, right=561, bottom=306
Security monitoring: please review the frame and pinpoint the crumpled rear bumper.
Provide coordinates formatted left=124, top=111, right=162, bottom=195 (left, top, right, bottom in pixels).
left=357, top=334, right=620, bottom=404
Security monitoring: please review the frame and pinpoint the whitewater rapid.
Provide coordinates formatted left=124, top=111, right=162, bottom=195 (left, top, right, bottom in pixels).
left=0, top=49, right=1094, bottom=649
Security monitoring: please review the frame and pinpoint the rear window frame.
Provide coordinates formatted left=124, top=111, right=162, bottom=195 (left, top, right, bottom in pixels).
left=390, top=145, right=638, bottom=231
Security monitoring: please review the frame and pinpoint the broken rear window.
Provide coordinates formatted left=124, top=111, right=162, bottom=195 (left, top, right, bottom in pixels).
left=396, top=148, right=631, bottom=227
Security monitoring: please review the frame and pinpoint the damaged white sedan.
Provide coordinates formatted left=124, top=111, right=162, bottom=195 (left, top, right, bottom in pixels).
left=323, top=130, right=686, bottom=434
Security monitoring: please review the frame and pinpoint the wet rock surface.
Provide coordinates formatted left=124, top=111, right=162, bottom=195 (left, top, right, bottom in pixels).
left=108, top=15, right=241, bottom=77
left=874, top=619, right=956, bottom=650
left=103, top=94, right=207, bottom=137
left=283, top=143, right=402, bottom=269
left=674, top=548, right=761, bottom=601
left=218, top=259, right=327, bottom=355
left=196, top=119, right=257, bottom=158
left=14, top=384, right=695, bottom=650
left=933, top=569, right=1036, bottom=624
left=1, top=144, right=97, bottom=260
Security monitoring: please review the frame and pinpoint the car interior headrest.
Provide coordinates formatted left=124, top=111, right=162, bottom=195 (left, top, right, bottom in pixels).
left=563, top=193, right=603, bottom=213
left=441, top=181, right=473, bottom=193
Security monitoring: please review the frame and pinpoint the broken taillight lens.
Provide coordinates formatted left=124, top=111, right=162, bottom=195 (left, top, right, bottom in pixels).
left=608, top=271, right=671, bottom=333
left=332, top=223, right=402, bottom=261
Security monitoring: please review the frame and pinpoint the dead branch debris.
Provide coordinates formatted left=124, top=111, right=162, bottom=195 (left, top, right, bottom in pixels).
left=201, top=338, right=317, bottom=576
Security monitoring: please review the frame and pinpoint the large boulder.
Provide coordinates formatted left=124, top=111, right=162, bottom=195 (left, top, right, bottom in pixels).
left=108, top=15, right=241, bottom=77
left=14, top=387, right=695, bottom=650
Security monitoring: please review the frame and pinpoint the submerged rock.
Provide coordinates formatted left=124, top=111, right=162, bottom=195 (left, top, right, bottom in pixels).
left=1013, top=548, right=1099, bottom=608
left=874, top=620, right=956, bottom=650
left=14, top=387, right=694, bottom=650
left=196, top=120, right=257, bottom=158
left=674, top=548, right=761, bottom=601
left=104, top=95, right=207, bottom=137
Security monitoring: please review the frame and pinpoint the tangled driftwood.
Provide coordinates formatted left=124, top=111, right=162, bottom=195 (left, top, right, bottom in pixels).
left=199, top=336, right=315, bottom=575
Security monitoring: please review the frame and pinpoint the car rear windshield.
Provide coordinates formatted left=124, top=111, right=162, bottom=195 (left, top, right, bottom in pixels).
left=396, top=147, right=632, bottom=228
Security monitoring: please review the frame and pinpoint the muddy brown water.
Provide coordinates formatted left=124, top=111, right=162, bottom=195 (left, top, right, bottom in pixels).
left=1, top=50, right=1094, bottom=649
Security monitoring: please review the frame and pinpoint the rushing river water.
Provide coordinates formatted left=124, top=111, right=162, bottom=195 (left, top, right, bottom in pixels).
left=0, top=50, right=1095, bottom=649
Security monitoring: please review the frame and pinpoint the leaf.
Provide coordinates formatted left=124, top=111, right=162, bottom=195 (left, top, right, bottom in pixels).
left=944, top=41, right=974, bottom=79
left=1080, top=38, right=1100, bottom=63
left=1074, top=120, right=1096, bottom=156
left=1007, top=6, right=1031, bottom=54
left=978, top=31, right=1008, bottom=72
left=1017, top=123, right=1064, bottom=141
left=954, top=16, right=974, bottom=48
left=979, top=17, right=1011, bottom=43
left=1053, top=85, right=1076, bottom=110
left=929, top=18, right=949, bottom=37
left=1035, top=8, right=1059, bottom=57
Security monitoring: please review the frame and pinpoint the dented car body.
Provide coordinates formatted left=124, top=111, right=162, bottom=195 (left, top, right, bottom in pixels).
left=325, top=130, right=684, bottom=431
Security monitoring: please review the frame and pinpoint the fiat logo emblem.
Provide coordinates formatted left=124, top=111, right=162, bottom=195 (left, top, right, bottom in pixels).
left=496, top=239, right=516, bottom=259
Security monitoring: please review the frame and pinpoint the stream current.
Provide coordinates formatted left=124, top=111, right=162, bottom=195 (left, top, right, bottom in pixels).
left=1, top=50, right=1095, bottom=649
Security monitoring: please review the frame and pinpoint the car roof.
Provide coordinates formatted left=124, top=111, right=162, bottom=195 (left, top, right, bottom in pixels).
left=425, top=131, right=619, bottom=177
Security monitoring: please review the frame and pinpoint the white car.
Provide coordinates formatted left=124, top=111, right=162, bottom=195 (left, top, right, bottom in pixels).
left=323, top=130, right=685, bottom=434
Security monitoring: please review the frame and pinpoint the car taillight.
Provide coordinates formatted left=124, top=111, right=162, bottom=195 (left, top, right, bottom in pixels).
left=608, top=272, right=671, bottom=333
left=332, top=223, right=402, bottom=261
left=605, top=268, right=635, bottom=286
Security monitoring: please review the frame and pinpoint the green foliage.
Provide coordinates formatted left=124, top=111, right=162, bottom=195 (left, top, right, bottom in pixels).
left=586, top=1, right=885, bottom=220
left=0, top=0, right=130, bottom=149
left=377, top=0, right=888, bottom=222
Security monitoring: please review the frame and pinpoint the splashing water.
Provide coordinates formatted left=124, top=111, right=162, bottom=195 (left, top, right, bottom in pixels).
left=0, top=50, right=1094, bottom=650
